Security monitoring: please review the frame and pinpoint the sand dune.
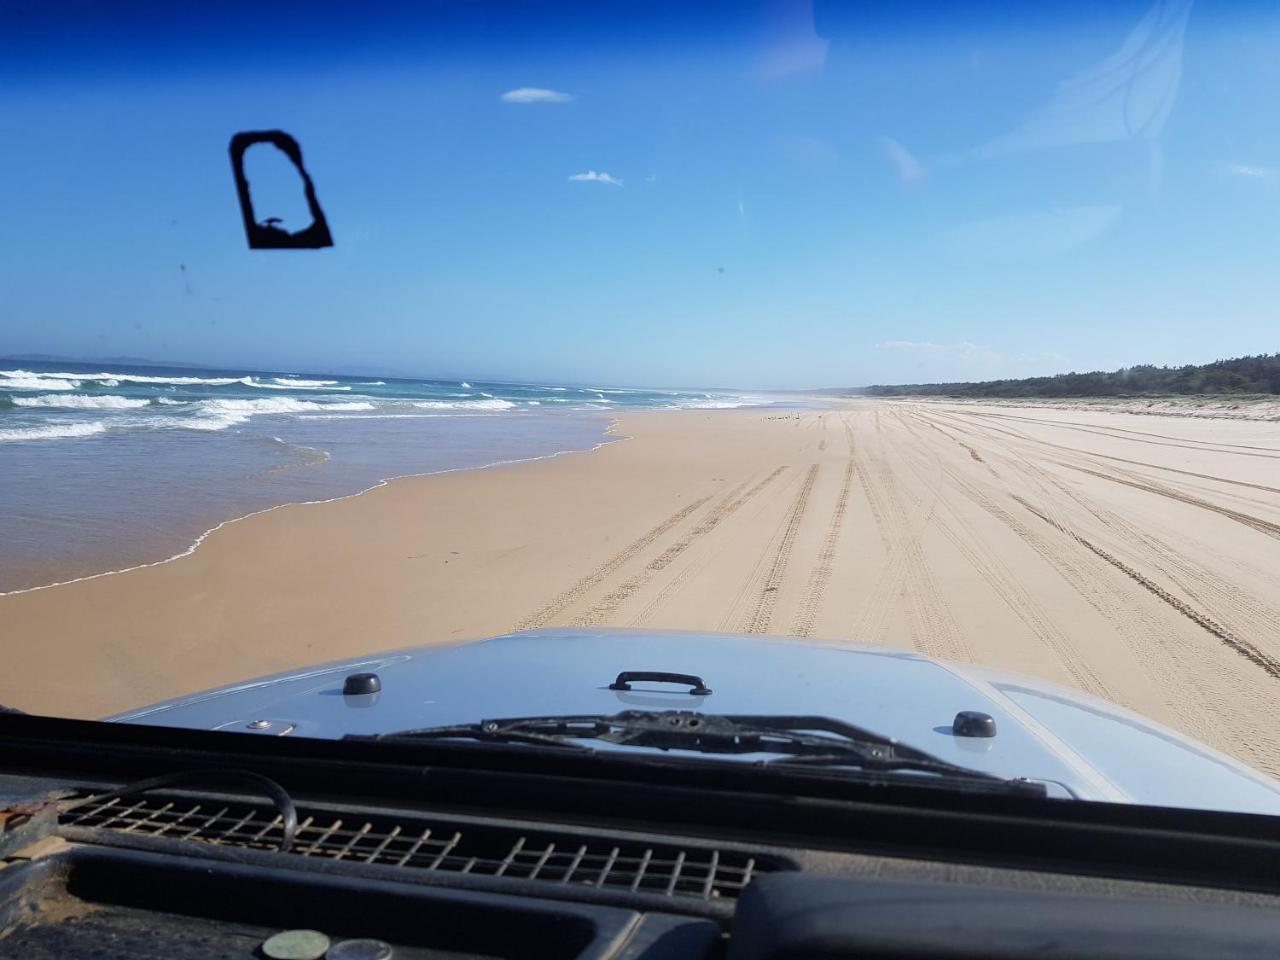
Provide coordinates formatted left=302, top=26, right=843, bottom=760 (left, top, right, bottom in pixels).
left=5, top=400, right=1280, bottom=775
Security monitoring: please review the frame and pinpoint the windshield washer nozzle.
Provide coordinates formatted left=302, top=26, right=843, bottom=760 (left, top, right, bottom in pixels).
left=953, top=711, right=997, bottom=738
left=344, top=672, right=381, bottom=696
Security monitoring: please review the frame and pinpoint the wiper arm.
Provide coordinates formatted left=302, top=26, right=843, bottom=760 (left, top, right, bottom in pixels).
left=347, top=710, right=1023, bottom=787
left=350, top=721, right=597, bottom=751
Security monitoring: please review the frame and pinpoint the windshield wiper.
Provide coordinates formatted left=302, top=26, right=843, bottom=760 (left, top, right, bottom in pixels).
left=346, top=710, right=1038, bottom=792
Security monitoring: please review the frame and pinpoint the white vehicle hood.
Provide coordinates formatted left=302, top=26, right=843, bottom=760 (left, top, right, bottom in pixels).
left=109, top=628, right=1280, bottom=815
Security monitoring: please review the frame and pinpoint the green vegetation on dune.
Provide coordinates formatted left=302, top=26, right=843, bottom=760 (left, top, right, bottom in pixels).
left=837, top=353, right=1280, bottom=399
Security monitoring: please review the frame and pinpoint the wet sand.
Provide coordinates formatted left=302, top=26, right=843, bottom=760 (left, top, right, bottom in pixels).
left=5, top=401, right=1280, bottom=774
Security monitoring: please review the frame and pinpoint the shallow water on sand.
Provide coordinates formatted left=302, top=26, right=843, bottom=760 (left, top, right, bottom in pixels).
left=0, top=408, right=615, bottom=592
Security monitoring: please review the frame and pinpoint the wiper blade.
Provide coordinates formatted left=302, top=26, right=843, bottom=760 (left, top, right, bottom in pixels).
left=347, top=710, right=1026, bottom=788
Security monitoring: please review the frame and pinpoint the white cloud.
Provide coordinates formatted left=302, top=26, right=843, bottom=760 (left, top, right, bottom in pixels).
left=500, top=87, right=573, bottom=104
left=878, top=136, right=924, bottom=182
left=568, top=170, right=623, bottom=187
left=1225, top=163, right=1277, bottom=181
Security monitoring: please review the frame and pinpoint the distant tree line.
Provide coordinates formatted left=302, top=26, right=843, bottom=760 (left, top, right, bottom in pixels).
left=839, top=353, right=1280, bottom=398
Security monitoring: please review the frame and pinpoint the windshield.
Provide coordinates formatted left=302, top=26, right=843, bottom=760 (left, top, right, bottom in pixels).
left=3, top=1, right=1280, bottom=816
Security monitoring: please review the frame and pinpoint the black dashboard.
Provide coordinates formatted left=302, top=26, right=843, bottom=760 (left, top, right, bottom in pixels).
left=3, top=714, right=1280, bottom=959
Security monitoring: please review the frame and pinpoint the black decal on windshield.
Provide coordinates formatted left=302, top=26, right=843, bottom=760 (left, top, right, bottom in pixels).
left=228, top=130, right=333, bottom=249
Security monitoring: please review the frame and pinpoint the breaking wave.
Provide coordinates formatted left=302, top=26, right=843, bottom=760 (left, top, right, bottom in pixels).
left=4, top=369, right=244, bottom=387
left=184, top=397, right=377, bottom=430
left=12, top=394, right=151, bottom=410
left=1, top=364, right=784, bottom=454
left=0, top=421, right=107, bottom=442
left=0, top=372, right=79, bottom=391
left=249, top=377, right=350, bottom=391
left=413, top=398, right=516, bottom=411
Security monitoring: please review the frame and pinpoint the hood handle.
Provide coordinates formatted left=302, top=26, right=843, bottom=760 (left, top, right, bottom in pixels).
left=609, top=671, right=712, bottom=696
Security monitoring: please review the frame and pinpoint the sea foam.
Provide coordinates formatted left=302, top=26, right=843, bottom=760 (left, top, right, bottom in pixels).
left=0, top=421, right=107, bottom=442
left=196, top=397, right=376, bottom=413
left=177, top=397, right=378, bottom=430
left=249, top=377, right=350, bottom=390
left=413, top=398, right=516, bottom=411
left=12, top=394, right=150, bottom=410
left=7, top=370, right=244, bottom=387
left=267, top=377, right=338, bottom=387
left=0, top=371, right=79, bottom=391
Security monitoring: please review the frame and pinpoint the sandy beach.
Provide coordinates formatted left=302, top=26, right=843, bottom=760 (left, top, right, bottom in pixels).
left=5, top=400, right=1280, bottom=775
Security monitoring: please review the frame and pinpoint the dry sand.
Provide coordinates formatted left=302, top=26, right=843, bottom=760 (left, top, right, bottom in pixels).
left=916, top=394, right=1280, bottom=421
left=5, top=400, right=1280, bottom=774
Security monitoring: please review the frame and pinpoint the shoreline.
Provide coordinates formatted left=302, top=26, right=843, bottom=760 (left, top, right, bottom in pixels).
left=0, top=417, right=629, bottom=599
left=2, top=364, right=772, bottom=594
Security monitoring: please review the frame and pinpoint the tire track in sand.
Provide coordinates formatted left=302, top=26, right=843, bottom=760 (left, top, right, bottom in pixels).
left=911, top=407, right=1280, bottom=771
left=734, top=464, right=820, bottom=634
left=573, top=468, right=788, bottom=625
left=1057, top=464, right=1280, bottom=542
left=929, top=409, right=1280, bottom=497
left=885, top=412, right=1113, bottom=695
left=852, top=423, right=972, bottom=662
left=626, top=467, right=789, bottom=627
left=964, top=410, right=1280, bottom=459
left=515, top=494, right=712, bottom=630
left=984, top=447, right=1280, bottom=648
left=926, top=408, right=1280, bottom=548
left=1082, top=506, right=1280, bottom=652
left=933, top=492, right=1113, bottom=698
left=910, top=412, right=989, bottom=465
left=1011, top=494, right=1280, bottom=679
left=938, top=457, right=1279, bottom=767
left=791, top=458, right=855, bottom=637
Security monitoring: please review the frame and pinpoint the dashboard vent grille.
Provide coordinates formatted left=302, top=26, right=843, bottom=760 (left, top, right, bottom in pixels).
left=62, top=794, right=768, bottom=900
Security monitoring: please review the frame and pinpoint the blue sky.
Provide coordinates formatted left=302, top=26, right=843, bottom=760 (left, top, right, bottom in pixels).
left=2, top=1, right=1278, bottom=388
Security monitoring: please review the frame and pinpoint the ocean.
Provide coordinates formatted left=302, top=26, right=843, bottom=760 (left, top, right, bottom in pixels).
left=0, top=360, right=778, bottom=592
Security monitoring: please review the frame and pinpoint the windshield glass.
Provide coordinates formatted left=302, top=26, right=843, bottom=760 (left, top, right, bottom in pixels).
left=3, top=0, right=1279, bottom=815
